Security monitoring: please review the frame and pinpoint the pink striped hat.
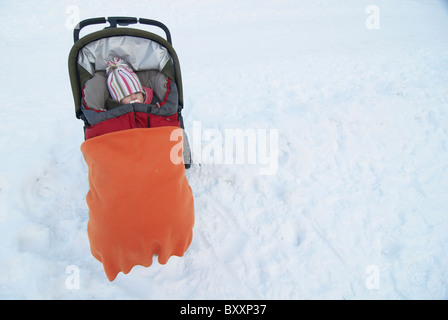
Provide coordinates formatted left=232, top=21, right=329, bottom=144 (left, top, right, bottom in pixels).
left=106, top=57, right=143, bottom=102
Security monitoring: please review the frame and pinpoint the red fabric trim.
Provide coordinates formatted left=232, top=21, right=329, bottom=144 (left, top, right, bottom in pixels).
left=143, top=87, right=154, bottom=104
left=158, top=78, right=171, bottom=107
left=149, top=113, right=180, bottom=128
left=82, top=86, right=105, bottom=112
left=84, top=112, right=179, bottom=140
left=85, top=113, right=137, bottom=139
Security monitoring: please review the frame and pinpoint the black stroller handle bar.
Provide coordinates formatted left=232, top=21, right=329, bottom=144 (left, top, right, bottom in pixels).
left=73, top=17, right=172, bottom=44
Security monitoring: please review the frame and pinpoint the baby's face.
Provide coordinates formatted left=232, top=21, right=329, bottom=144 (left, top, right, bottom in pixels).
left=120, top=92, right=144, bottom=104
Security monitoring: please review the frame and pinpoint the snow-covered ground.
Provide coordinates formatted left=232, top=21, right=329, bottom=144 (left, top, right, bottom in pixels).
left=1, top=0, right=448, bottom=299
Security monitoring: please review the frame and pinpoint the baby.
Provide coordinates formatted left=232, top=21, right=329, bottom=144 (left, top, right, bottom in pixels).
left=106, top=57, right=153, bottom=104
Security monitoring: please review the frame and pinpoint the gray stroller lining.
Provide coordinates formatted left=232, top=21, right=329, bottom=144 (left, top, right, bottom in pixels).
left=78, top=35, right=171, bottom=76
left=78, top=34, right=179, bottom=126
left=83, top=69, right=170, bottom=110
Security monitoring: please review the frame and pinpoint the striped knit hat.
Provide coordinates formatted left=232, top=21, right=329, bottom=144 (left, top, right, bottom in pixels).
left=106, top=57, right=144, bottom=102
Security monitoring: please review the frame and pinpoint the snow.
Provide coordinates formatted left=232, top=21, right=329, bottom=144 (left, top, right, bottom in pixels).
left=1, top=0, right=448, bottom=299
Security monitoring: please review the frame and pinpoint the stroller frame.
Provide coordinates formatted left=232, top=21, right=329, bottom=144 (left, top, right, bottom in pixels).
left=67, top=18, right=195, bottom=281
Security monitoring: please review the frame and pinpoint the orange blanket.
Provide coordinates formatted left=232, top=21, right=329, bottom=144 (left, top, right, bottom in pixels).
left=81, top=127, right=194, bottom=281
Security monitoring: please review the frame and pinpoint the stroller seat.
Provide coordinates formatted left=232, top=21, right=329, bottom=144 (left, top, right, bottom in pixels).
left=70, top=23, right=187, bottom=145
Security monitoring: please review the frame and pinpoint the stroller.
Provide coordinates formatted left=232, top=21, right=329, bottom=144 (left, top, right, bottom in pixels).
left=68, top=17, right=194, bottom=281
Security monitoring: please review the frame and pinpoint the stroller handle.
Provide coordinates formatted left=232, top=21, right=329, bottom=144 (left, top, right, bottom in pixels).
left=73, top=17, right=172, bottom=44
